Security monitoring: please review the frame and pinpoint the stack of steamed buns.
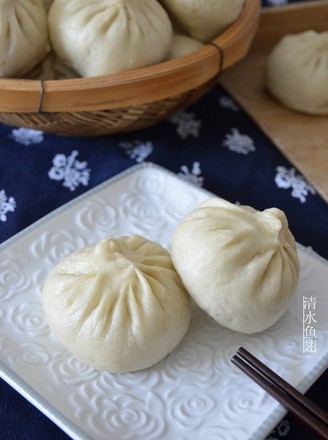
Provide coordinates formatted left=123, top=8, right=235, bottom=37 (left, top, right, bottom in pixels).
left=2, top=1, right=327, bottom=117
left=42, top=198, right=300, bottom=374
left=0, top=0, right=245, bottom=80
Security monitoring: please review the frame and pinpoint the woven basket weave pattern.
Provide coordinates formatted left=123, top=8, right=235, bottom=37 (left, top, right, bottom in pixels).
left=0, top=81, right=214, bottom=136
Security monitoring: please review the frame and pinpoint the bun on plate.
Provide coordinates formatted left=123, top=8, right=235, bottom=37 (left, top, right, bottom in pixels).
left=42, top=235, right=191, bottom=373
left=171, top=198, right=300, bottom=334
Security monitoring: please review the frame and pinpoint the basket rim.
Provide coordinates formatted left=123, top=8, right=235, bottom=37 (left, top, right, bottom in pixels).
left=0, top=0, right=260, bottom=113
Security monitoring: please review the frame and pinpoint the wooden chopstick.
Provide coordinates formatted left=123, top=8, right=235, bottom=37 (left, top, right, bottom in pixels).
left=231, top=347, right=328, bottom=440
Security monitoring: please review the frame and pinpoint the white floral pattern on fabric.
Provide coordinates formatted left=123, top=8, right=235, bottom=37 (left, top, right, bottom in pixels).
left=169, top=111, right=202, bottom=139
left=222, top=128, right=256, bottom=154
left=267, top=0, right=288, bottom=6
left=48, top=150, right=90, bottom=191
left=119, top=140, right=153, bottom=163
left=219, top=95, right=240, bottom=112
left=9, top=128, right=44, bottom=146
left=178, top=162, right=204, bottom=187
left=275, top=166, right=316, bottom=203
left=0, top=189, right=16, bottom=222
left=266, top=419, right=290, bottom=439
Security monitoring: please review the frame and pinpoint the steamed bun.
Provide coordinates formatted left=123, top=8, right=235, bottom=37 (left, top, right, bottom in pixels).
left=0, top=0, right=49, bottom=78
left=43, top=0, right=53, bottom=11
left=266, top=30, right=328, bottom=115
left=42, top=235, right=191, bottom=373
left=159, top=0, right=245, bottom=43
left=48, top=0, right=173, bottom=77
left=26, top=52, right=79, bottom=80
left=168, top=34, right=204, bottom=60
left=171, top=198, right=300, bottom=334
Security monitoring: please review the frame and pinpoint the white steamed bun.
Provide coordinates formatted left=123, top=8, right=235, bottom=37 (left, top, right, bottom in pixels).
left=26, top=52, right=79, bottom=81
left=0, top=0, right=49, bottom=78
left=266, top=30, right=328, bottom=115
left=48, top=0, right=173, bottom=77
left=43, top=0, right=53, bottom=11
left=171, top=198, right=300, bottom=334
left=42, top=235, right=191, bottom=373
left=159, top=0, right=245, bottom=43
left=168, top=34, right=204, bottom=60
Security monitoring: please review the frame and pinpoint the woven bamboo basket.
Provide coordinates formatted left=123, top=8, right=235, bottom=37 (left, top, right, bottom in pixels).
left=0, top=0, right=260, bottom=136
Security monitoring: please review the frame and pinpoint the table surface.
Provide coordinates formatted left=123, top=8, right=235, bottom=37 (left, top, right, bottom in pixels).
left=220, top=0, right=328, bottom=204
left=0, top=1, right=327, bottom=440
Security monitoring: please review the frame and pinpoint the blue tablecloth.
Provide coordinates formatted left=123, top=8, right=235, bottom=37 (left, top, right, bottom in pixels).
left=0, top=1, right=327, bottom=439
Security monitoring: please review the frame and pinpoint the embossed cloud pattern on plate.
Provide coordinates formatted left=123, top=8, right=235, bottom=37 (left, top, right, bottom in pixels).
left=0, top=164, right=327, bottom=440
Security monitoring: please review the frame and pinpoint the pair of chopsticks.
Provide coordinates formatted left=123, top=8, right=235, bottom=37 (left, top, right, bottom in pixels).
left=231, top=347, right=328, bottom=439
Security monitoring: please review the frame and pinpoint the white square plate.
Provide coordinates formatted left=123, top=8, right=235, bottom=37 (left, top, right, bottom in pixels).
left=0, top=163, right=327, bottom=440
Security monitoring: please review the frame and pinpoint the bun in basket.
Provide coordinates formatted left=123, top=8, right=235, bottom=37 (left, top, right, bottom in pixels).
left=168, top=34, right=204, bottom=60
left=159, top=0, right=245, bottom=43
left=48, top=0, right=173, bottom=77
left=0, top=0, right=49, bottom=78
